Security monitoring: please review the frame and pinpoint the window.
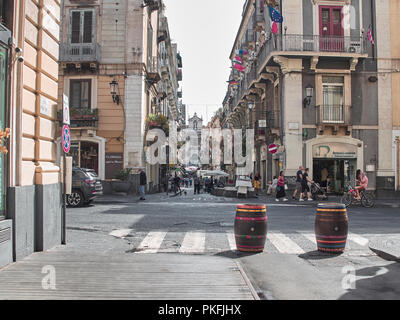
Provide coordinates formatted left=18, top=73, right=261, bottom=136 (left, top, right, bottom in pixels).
left=322, top=76, right=344, bottom=123
left=70, top=79, right=91, bottom=109
left=70, top=10, right=94, bottom=44
left=319, top=6, right=344, bottom=51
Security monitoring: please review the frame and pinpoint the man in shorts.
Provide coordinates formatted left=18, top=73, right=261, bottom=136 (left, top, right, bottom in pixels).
left=299, top=168, right=314, bottom=201
left=292, top=166, right=304, bottom=200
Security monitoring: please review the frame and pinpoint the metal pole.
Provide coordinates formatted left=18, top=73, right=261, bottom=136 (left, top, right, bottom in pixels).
left=62, top=152, right=66, bottom=245
left=396, top=140, right=399, bottom=190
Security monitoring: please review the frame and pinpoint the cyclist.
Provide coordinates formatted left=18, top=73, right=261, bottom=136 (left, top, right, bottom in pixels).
left=355, top=169, right=368, bottom=200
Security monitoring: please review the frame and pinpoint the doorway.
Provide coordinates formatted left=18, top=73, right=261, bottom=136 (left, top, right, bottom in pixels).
left=319, top=6, right=344, bottom=52
left=313, top=158, right=355, bottom=194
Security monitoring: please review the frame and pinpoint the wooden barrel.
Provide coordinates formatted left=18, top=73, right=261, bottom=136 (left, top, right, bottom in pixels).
left=234, top=204, right=267, bottom=252
left=315, top=203, right=348, bottom=253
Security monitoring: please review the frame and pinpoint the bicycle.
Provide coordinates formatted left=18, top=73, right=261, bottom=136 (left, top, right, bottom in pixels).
left=341, top=185, right=375, bottom=208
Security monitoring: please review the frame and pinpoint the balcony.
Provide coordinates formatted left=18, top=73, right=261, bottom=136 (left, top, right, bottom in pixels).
left=60, top=43, right=100, bottom=63
left=146, top=57, right=161, bottom=84
left=257, top=34, right=366, bottom=70
left=316, top=105, right=351, bottom=133
left=58, top=108, right=99, bottom=129
left=143, top=0, right=161, bottom=12
left=254, top=110, right=280, bottom=141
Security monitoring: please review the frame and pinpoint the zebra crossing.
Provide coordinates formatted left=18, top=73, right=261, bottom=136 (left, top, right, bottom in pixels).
left=124, top=229, right=376, bottom=256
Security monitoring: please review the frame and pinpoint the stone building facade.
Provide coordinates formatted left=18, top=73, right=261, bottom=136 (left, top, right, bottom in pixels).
left=222, top=0, right=397, bottom=195
left=57, top=0, right=182, bottom=192
left=0, top=0, right=62, bottom=268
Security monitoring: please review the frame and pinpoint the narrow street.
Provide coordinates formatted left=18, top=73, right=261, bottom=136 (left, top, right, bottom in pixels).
left=1, top=189, right=399, bottom=300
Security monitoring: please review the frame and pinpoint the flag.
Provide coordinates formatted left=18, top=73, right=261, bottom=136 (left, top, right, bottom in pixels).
left=268, top=6, right=283, bottom=23
left=233, top=64, right=246, bottom=72
left=233, top=55, right=243, bottom=65
left=271, top=19, right=278, bottom=35
left=235, top=49, right=248, bottom=55
left=227, top=80, right=239, bottom=86
left=367, top=26, right=375, bottom=45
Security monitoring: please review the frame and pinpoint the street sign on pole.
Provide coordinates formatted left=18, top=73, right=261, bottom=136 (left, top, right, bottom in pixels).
left=63, top=94, right=70, bottom=125
left=268, top=144, right=278, bottom=154
left=62, top=125, right=71, bottom=154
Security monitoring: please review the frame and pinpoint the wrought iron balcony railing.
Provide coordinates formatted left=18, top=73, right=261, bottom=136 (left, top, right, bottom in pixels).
left=316, top=105, right=351, bottom=125
left=60, top=43, right=100, bottom=62
left=258, top=34, right=366, bottom=65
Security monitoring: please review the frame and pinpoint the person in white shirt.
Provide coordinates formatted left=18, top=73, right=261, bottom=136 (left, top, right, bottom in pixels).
left=267, top=176, right=278, bottom=195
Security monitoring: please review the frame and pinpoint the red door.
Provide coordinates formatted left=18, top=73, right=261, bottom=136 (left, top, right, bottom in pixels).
left=319, top=6, right=344, bottom=52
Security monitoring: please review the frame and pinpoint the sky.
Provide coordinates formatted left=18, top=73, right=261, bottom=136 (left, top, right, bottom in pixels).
left=163, top=0, right=245, bottom=124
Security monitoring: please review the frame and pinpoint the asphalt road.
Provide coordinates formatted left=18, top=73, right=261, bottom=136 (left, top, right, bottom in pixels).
left=64, top=188, right=400, bottom=300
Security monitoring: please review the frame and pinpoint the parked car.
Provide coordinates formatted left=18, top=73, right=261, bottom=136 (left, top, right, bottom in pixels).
left=67, top=168, right=103, bottom=207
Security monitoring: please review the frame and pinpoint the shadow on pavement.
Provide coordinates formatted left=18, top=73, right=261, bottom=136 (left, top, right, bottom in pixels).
left=214, top=250, right=264, bottom=259
left=339, top=262, right=400, bottom=300
left=299, top=250, right=343, bottom=260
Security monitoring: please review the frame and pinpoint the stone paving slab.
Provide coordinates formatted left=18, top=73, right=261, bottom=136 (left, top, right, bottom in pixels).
left=0, top=251, right=255, bottom=300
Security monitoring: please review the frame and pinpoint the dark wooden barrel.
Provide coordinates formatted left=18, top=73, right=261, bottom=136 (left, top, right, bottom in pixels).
left=315, top=203, right=348, bottom=253
left=234, top=204, right=267, bottom=252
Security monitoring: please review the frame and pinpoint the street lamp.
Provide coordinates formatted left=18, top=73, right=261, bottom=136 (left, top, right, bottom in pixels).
left=109, top=79, right=120, bottom=105
left=303, top=85, right=314, bottom=108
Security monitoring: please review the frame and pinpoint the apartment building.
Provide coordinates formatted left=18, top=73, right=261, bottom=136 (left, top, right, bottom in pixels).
left=58, top=0, right=182, bottom=192
left=390, top=0, right=400, bottom=192
left=0, top=0, right=62, bottom=268
left=223, top=0, right=395, bottom=194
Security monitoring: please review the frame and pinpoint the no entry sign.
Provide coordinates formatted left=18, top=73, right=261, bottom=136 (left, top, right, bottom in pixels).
left=62, top=125, right=71, bottom=153
left=268, top=144, right=278, bottom=154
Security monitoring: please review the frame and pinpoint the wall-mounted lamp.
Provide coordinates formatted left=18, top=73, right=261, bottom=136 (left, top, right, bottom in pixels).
left=248, top=101, right=254, bottom=110
left=303, top=85, right=313, bottom=108
left=109, top=79, right=120, bottom=105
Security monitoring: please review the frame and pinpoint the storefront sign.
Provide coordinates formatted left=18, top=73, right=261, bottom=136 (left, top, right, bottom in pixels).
left=105, top=153, right=123, bottom=179
left=313, top=143, right=357, bottom=159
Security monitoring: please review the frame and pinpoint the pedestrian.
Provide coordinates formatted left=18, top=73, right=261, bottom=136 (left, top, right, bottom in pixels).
left=267, top=176, right=278, bottom=195
left=174, top=173, right=181, bottom=194
left=276, top=171, right=288, bottom=202
left=254, top=172, right=261, bottom=195
left=189, top=178, right=193, bottom=187
left=299, top=168, right=314, bottom=201
left=292, top=166, right=304, bottom=200
left=194, top=176, right=201, bottom=194
left=139, top=168, right=147, bottom=200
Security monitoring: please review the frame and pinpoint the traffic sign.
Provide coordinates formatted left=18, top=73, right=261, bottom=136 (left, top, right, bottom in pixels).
left=63, top=94, right=70, bottom=125
left=62, top=125, right=71, bottom=153
left=268, top=144, right=278, bottom=154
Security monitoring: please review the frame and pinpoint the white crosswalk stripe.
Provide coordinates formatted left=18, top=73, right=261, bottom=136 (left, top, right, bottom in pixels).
left=301, top=232, right=317, bottom=244
left=136, top=231, right=167, bottom=253
left=126, top=230, right=381, bottom=255
left=226, top=232, right=237, bottom=251
left=267, top=232, right=305, bottom=254
left=179, top=232, right=206, bottom=253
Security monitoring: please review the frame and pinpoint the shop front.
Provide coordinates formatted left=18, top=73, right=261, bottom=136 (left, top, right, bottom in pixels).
left=306, top=137, right=363, bottom=194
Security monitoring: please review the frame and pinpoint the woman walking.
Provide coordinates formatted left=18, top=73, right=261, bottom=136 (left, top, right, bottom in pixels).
left=276, top=171, right=288, bottom=202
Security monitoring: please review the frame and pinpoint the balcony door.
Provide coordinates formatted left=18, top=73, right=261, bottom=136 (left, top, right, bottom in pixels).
left=322, top=76, right=344, bottom=124
left=319, top=6, right=344, bottom=52
left=70, top=10, right=94, bottom=44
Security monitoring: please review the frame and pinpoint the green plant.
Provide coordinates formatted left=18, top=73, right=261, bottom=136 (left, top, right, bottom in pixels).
left=113, top=168, right=132, bottom=181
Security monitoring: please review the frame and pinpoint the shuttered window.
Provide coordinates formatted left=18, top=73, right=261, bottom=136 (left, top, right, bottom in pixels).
left=70, top=79, right=91, bottom=109
left=69, top=10, right=94, bottom=44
